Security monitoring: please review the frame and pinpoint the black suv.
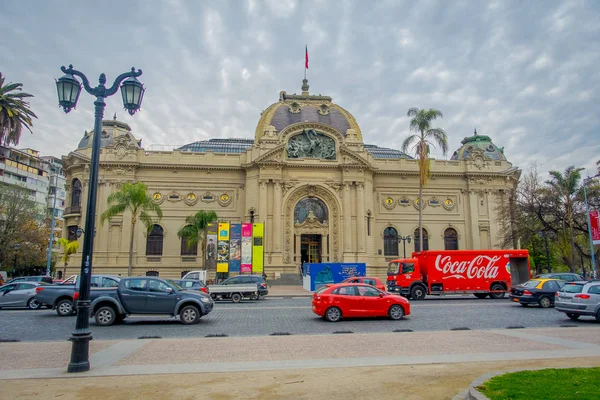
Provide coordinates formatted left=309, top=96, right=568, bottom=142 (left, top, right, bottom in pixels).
left=220, top=275, right=268, bottom=296
left=535, top=273, right=584, bottom=282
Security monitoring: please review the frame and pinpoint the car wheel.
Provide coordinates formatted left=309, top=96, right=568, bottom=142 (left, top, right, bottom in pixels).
left=538, top=296, right=551, bottom=308
left=489, top=284, right=506, bottom=299
left=388, top=304, right=405, bottom=320
left=231, top=293, right=242, bottom=303
left=410, top=285, right=426, bottom=300
left=596, top=309, right=600, bottom=322
left=249, top=293, right=259, bottom=300
left=474, top=294, right=488, bottom=299
left=566, top=313, right=580, bottom=321
left=27, top=297, right=41, bottom=310
left=95, top=306, right=116, bottom=326
left=56, top=299, right=74, bottom=316
left=325, top=307, right=342, bottom=322
left=180, top=305, right=201, bottom=324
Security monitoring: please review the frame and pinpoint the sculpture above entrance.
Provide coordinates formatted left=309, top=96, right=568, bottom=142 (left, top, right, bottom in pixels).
left=287, top=129, right=336, bottom=160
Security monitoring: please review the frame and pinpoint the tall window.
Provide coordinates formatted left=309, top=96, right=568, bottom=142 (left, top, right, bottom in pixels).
left=180, top=227, right=198, bottom=256
left=146, top=224, right=164, bottom=256
left=444, top=228, right=459, bottom=250
left=67, top=225, right=78, bottom=241
left=414, top=228, right=429, bottom=252
left=383, top=227, right=398, bottom=257
left=71, top=179, right=82, bottom=207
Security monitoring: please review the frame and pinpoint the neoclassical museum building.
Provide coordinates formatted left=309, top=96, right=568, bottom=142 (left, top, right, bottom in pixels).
left=61, top=80, right=520, bottom=280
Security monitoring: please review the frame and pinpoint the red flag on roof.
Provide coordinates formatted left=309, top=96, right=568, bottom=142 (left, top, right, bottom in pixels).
left=305, top=45, right=309, bottom=69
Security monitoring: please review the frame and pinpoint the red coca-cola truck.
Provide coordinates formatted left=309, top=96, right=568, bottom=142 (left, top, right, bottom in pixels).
left=386, top=250, right=530, bottom=300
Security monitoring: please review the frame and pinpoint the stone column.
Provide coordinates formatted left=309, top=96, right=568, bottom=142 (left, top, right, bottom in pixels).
left=259, top=181, right=268, bottom=223
left=322, top=233, right=329, bottom=262
left=355, top=182, right=365, bottom=252
left=343, top=183, right=352, bottom=254
left=273, top=181, right=282, bottom=252
left=295, top=234, right=301, bottom=265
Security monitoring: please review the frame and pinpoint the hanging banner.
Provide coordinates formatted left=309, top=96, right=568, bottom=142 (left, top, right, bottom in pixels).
left=591, top=210, right=600, bottom=245
left=252, top=223, right=264, bottom=274
left=241, top=223, right=253, bottom=273
left=217, top=222, right=230, bottom=273
left=206, top=223, right=217, bottom=273
left=229, top=224, right=241, bottom=273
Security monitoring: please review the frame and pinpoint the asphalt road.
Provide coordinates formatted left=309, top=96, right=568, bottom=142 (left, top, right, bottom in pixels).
left=0, top=296, right=597, bottom=342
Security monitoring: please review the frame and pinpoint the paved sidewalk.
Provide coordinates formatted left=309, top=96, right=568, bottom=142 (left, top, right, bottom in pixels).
left=1, top=327, right=599, bottom=399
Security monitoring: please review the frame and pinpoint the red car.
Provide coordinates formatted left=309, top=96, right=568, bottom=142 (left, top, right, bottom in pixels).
left=312, top=283, right=410, bottom=322
left=340, top=276, right=386, bottom=292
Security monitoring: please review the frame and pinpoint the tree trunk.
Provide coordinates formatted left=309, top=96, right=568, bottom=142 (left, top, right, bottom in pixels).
left=129, top=218, right=136, bottom=276
left=419, top=180, right=423, bottom=252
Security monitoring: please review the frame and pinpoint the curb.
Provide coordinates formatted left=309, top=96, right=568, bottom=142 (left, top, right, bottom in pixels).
left=459, top=365, right=599, bottom=400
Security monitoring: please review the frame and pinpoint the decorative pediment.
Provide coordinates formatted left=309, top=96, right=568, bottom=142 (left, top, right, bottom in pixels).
left=294, top=210, right=329, bottom=234
left=254, top=145, right=286, bottom=164
left=339, top=146, right=373, bottom=169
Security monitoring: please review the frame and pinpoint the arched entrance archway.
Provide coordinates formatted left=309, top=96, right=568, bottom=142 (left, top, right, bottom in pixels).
left=284, top=185, right=341, bottom=267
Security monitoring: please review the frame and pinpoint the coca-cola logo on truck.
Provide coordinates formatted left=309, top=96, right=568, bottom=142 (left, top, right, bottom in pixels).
left=435, top=254, right=504, bottom=279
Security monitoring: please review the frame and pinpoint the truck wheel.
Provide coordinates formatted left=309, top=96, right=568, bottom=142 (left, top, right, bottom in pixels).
left=474, top=294, right=488, bottom=299
left=231, top=293, right=242, bottom=303
left=27, top=297, right=41, bottom=310
left=489, top=284, right=506, bottom=299
left=180, top=305, right=201, bottom=324
left=325, top=307, right=342, bottom=322
left=410, top=285, right=426, bottom=300
left=566, top=313, right=580, bottom=320
left=388, top=305, right=405, bottom=320
left=95, top=306, right=116, bottom=326
left=56, top=299, right=74, bottom=316
left=538, top=296, right=551, bottom=308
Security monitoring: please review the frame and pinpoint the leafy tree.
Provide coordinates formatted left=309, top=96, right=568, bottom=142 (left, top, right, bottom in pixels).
left=100, top=182, right=162, bottom=276
left=177, top=210, right=218, bottom=268
left=402, top=108, right=448, bottom=251
left=57, top=238, right=79, bottom=278
left=0, top=72, right=38, bottom=146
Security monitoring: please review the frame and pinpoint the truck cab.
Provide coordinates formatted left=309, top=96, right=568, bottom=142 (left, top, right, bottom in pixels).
left=387, top=258, right=420, bottom=296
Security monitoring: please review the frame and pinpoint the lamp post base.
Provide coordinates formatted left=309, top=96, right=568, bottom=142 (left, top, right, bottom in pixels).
left=67, top=300, right=93, bottom=373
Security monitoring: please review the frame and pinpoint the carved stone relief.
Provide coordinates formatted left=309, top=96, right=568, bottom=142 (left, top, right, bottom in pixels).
left=287, top=129, right=336, bottom=160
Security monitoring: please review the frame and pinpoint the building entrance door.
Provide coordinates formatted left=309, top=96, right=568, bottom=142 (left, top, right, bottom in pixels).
left=301, top=234, right=321, bottom=264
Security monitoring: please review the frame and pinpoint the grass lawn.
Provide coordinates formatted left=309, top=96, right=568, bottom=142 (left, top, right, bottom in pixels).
left=477, top=367, right=600, bottom=400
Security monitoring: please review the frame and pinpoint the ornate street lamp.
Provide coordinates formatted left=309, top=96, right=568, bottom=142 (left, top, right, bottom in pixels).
left=55, top=64, right=144, bottom=373
left=398, top=235, right=411, bottom=259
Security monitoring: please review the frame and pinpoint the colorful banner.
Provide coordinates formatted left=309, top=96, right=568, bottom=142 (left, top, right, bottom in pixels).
left=229, top=224, right=241, bottom=273
left=217, top=222, right=230, bottom=273
left=206, top=223, right=217, bottom=273
left=591, top=210, right=600, bottom=245
left=241, top=223, right=253, bottom=273
left=252, top=223, right=264, bottom=274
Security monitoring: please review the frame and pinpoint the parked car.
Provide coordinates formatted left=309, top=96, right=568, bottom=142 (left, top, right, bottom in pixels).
left=509, top=278, right=565, bottom=308
left=173, top=279, right=209, bottom=294
left=534, top=273, right=584, bottom=282
left=88, top=277, right=213, bottom=326
left=219, top=275, right=268, bottom=298
left=0, top=282, right=48, bottom=309
left=312, top=283, right=411, bottom=322
left=555, top=281, right=600, bottom=321
left=339, top=276, right=386, bottom=292
left=7, top=276, right=54, bottom=284
left=35, top=275, right=120, bottom=316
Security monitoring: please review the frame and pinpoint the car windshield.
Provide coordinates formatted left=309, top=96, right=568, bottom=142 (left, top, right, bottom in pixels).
left=559, top=283, right=584, bottom=293
left=387, top=262, right=400, bottom=275
left=166, top=280, right=183, bottom=290
left=522, top=280, right=542, bottom=288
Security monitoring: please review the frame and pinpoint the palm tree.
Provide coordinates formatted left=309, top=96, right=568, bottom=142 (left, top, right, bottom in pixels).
left=402, top=108, right=448, bottom=252
left=100, top=182, right=163, bottom=276
left=0, top=73, right=38, bottom=146
left=546, top=166, right=584, bottom=273
left=57, top=238, right=79, bottom=278
left=177, top=210, right=218, bottom=268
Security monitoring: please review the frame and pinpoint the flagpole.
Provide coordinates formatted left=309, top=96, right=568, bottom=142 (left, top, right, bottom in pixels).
left=304, top=44, right=307, bottom=80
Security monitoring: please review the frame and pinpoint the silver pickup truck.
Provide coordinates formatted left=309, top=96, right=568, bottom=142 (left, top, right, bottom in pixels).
left=34, top=275, right=119, bottom=316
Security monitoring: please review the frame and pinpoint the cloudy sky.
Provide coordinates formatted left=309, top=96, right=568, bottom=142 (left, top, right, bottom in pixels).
left=1, top=0, right=599, bottom=176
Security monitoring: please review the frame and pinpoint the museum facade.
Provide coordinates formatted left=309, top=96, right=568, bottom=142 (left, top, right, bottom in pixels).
left=61, top=80, right=520, bottom=280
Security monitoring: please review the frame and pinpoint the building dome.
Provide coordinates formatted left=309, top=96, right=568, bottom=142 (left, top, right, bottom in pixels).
left=77, top=116, right=141, bottom=150
left=254, top=79, right=362, bottom=142
left=450, top=129, right=506, bottom=161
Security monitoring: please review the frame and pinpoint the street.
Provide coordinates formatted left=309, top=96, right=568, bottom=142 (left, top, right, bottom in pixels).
left=1, top=296, right=595, bottom=342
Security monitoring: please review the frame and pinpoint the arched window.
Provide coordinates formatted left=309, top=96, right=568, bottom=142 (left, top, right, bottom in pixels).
left=444, top=228, right=459, bottom=250
left=180, top=227, right=198, bottom=256
left=414, top=228, right=429, bottom=252
left=71, top=179, right=82, bottom=207
left=383, top=227, right=398, bottom=257
left=146, top=224, right=164, bottom=256
left=294, top=197, right=328, bottom=224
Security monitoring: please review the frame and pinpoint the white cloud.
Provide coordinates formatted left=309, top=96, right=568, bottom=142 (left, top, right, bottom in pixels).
left=264, top=0, right=297, bottom=18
